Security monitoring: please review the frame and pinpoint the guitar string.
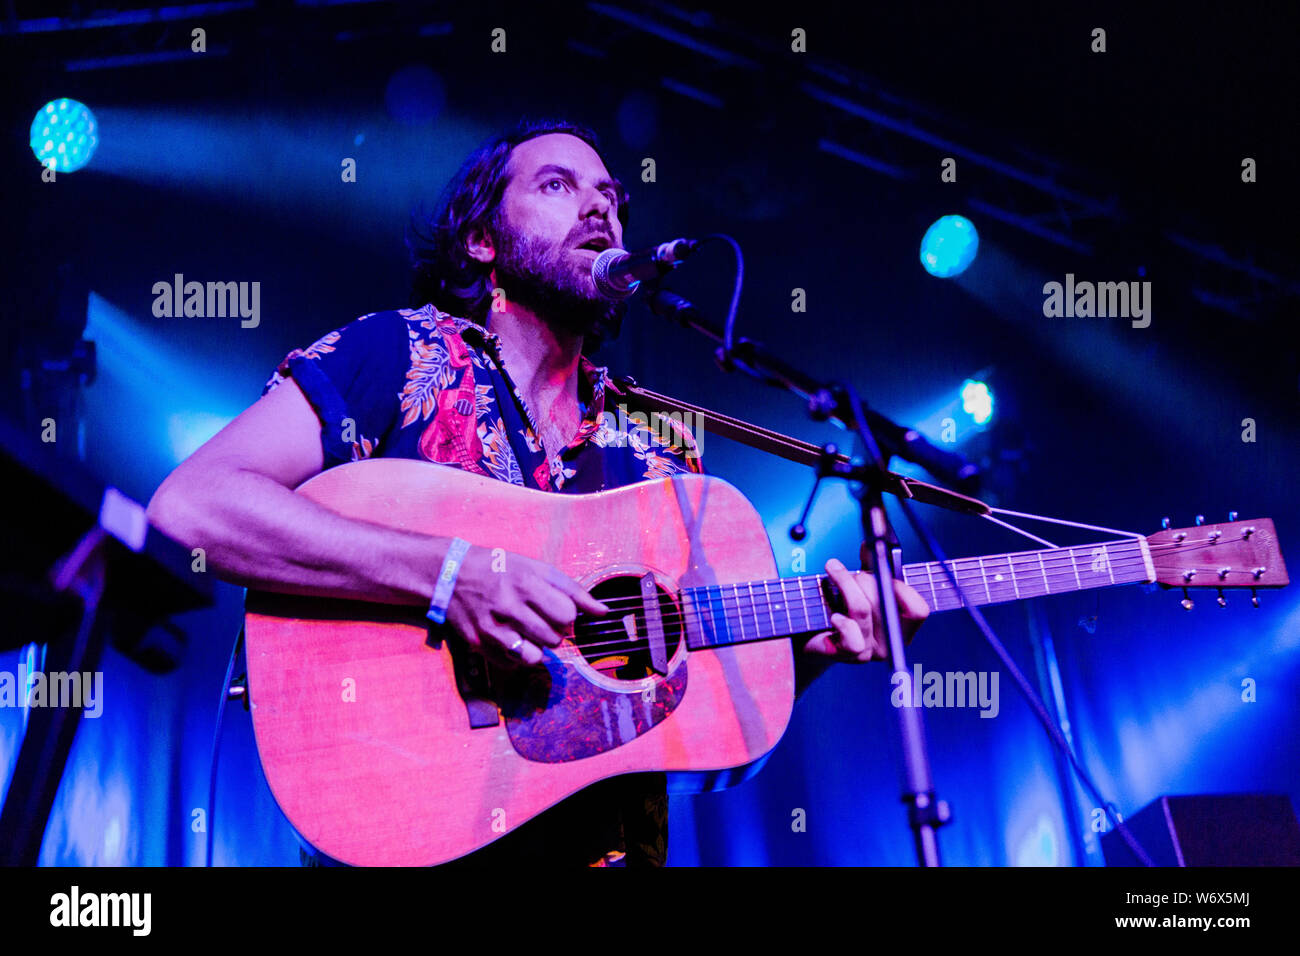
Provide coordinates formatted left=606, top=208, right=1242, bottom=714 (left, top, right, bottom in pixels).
left=540, top=568, right=1251, bottom=658
left=564, top=535, right=1240, bottom=615
left=566, top=553, right=1249, bottom=635
left=564, top=557, right=1156, bottom=652
left=568, top=562, right=1151, bottom=656
left=568, top=553, right=1269, bottom=652
left=571, top=548, right=1152, bottom=617
left=572, top=559, right=1151, bottom=632
left=570, top=551, right=1165, bottom=626
left=563, top=535, right=1247, bottom=620
left=491, top=538, right=1261, bottom=654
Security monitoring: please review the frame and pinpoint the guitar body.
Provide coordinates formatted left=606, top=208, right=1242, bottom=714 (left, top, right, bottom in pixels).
left=244, top=459, right=794, bottom=866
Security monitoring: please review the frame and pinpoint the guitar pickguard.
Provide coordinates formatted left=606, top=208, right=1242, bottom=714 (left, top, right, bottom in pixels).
left=501, top=646, right=688, bottom=762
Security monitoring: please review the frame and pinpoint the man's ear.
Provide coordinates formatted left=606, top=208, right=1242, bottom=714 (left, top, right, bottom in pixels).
left=466, top=224, right=495, bottom=265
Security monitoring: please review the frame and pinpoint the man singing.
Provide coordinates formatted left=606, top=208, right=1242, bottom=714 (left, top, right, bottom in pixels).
left=146, top=118, right=929, bottom=867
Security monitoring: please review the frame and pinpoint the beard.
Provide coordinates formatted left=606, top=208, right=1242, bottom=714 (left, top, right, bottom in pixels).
left=489, top=214, right=627, bottom=351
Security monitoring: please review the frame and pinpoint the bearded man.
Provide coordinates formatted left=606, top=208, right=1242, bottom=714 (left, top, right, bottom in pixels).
left=147, top=119, right=929, bottom=867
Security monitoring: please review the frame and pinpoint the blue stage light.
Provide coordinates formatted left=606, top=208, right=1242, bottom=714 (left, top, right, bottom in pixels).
left=920, top=214, right=979, bottom=278
left=961, top=379, right=994, bottom=425
left=31, top=98, right=99, bottom=173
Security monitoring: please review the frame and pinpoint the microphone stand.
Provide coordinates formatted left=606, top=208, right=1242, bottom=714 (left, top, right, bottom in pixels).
left=649, top=287, right=951, bottom=866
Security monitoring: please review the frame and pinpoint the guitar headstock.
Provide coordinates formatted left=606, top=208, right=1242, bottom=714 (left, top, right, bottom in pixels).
left=1146, top=517, right=1288, bottom=607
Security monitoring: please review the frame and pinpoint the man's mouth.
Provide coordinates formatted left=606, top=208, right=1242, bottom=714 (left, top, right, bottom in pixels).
left=575, top=236, right=613, bottom=252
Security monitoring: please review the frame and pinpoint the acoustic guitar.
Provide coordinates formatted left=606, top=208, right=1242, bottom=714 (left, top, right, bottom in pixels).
left=243, top=458, right=1287, bottom=865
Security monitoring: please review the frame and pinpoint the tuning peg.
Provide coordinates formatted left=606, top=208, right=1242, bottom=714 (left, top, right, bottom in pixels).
left=1228, top=511, right=1238, bottom=522
left=1251, top=588, right=1260, bottom=609
left=1181, top=588, right=1194, bottom=610
left=1195, top=515, right=1205, bottom=526
left=1161, top=516, right=1171, bottom=530
left=1216, top=589, right=1227, bottom=608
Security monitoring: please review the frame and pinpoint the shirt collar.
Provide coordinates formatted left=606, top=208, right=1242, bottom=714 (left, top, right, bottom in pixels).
left=437, top=306, right=612, bottom=430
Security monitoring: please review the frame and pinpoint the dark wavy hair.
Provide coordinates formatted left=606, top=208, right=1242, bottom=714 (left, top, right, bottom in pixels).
left=406, top=118, right=630, bottom=326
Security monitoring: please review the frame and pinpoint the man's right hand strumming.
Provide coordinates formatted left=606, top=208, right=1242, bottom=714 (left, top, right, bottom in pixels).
left=440, top=545, right=609, bottom=669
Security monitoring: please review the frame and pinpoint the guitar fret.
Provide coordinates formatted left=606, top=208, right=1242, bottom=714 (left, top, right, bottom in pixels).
left=750, top=582, right=763, bottom=638
left=732, top=584, right=747, bottom=642
left=759, top=580, right=769, bottom=639
left=719, top=585, right=735, bottom=643
left=806, top=574, right=826, bottom=629
left=686, top=589, right=701, bottom=647
left=695, top=587, right=713, bottom=647
left=774, top=578, right=784, bottom=634
left=977, top=556, right=991, bottom=604
left=704, top=588, right=720, bottom=647
left=1037, top=551, right=1050, bottom=593
left=986, top=554, right=1012, bottom=603
left=1068, top=548, right=1082, bottom=590
left=777, top=578, right=793, bottom=636
left=925, top=562, right=938, bottom=613
left=795, top=574, right=806, bottom=634
left=747, top=582, right=763, bottom=639
left=808, top=576, right=828, bottom=630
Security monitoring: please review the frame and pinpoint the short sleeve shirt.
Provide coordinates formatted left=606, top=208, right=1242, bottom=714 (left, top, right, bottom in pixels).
left=264, top=303, right=705, bottom=490
left=265, top=303, right=706, bottom=867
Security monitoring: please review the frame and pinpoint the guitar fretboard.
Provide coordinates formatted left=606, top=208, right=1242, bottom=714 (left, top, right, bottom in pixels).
left=681, top=538, right=1152, bottom=649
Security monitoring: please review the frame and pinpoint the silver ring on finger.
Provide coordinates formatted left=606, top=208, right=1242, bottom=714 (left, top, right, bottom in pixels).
left=508, top=638, right=525, bottom=654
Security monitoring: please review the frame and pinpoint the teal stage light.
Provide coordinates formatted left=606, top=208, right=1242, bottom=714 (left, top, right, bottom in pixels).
left=31, top=98, right=99, bottom=173
left=920, top=214, right=979, bottom=278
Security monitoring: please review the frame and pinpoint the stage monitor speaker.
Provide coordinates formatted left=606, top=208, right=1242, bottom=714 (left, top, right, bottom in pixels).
left=1102, top=793, right=1300, bottom=866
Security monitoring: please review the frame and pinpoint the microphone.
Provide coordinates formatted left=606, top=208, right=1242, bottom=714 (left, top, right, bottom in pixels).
left=591, top=238, right=698, bottom=299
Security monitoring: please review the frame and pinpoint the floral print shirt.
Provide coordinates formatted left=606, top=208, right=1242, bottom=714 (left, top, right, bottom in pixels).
left=266, top=303, right=703, bottom=867
left=264, top=303, right=704, bottom=492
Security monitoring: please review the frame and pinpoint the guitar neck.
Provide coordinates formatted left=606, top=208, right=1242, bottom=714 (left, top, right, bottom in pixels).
left=681, top=537, right=1154, bottom=649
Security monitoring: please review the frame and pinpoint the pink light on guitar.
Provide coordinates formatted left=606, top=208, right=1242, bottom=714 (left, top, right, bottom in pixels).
left=242, top=460, right=1288, bottom=865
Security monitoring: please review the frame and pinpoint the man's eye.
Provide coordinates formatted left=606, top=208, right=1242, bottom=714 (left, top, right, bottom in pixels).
left=544, top=179, right=567, bottom=192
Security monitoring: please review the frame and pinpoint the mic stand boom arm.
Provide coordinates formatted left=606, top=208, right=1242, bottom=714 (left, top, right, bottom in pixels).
left=646, top=290, right=980, bottom=494
left=642, top=286, right=952, bottom=866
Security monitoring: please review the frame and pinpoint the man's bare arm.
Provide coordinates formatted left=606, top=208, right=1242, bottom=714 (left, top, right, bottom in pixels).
left=146, top=377, right=447, bottom=606
left=146, top=377, right=608, bottom=668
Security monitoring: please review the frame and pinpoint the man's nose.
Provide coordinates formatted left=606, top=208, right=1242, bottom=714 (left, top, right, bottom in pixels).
left=584, top=189, right=615, bottom=225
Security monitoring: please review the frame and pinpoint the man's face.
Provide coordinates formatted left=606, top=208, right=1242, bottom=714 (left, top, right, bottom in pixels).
left=484, top=133, right=627, bottom=344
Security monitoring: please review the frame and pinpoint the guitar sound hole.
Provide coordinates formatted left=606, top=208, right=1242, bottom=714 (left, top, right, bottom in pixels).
left=573, top=576, right=682, bottom=679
